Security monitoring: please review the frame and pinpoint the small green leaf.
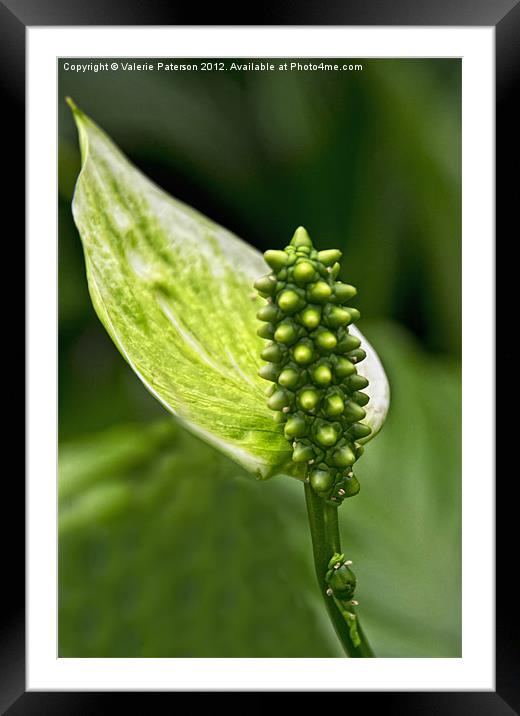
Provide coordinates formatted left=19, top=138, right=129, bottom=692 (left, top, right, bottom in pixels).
left=68, top=100, right=388, bottom=478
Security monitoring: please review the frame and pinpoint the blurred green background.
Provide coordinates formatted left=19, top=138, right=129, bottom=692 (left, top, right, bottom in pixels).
left=58, top=58, right=461, bottom=658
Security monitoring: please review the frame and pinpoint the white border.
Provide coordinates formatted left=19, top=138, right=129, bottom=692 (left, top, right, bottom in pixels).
left=27, top=27, right=494, bottom=691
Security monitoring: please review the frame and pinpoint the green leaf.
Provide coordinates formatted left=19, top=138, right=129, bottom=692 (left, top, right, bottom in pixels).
left=59, top=421, right=340, bottom=657
left=68, top=100, right=388, bottom=478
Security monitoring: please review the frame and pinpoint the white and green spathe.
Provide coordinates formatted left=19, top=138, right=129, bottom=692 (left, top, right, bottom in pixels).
left=68, top=100, right=389, bottom=485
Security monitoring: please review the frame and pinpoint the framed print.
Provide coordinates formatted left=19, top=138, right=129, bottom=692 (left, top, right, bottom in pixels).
left=2, top=0, right=513, bottom=710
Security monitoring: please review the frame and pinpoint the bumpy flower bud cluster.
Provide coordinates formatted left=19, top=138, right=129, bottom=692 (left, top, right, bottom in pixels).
left=254, top=227, right=371, bottom=505
left=325, top=553, right=357, bottom=600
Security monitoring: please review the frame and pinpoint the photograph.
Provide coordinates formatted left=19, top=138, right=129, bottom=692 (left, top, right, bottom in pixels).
left=57, top=56, right=462, bottom=659
left=0, top=0, right=512, bottom=702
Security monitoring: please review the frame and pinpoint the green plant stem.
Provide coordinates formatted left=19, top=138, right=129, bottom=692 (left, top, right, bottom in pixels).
left=304, top=482, right=375, bottom=658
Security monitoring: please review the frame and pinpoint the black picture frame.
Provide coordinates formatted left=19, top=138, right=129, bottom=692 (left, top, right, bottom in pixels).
left=5, top=0, right=511, bottom=711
